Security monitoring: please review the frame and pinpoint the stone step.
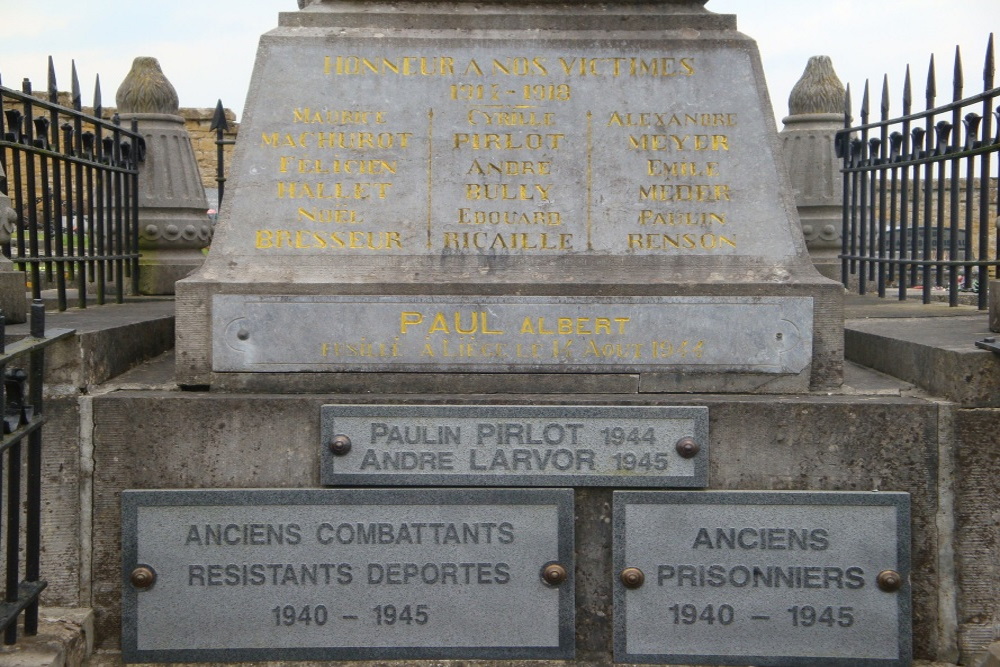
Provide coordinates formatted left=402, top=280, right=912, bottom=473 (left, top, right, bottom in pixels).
left=3, top=299, right=175, bottom=390
left=0, top=608, right=93, bottom=667
left=844, top=295, right=1000, bottom=407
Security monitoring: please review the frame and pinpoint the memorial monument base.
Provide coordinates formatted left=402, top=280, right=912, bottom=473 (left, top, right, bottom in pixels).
left=79, top=384, right=936, bottom=664
left=176, top=0, right=845, bottom=394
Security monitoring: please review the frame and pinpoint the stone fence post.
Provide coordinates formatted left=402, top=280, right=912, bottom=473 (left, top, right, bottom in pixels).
left=115, top=57, right=213, bottom=295
left=0, top=164, right=27, bottom=322
left=779, top=55, right=847, bottom=281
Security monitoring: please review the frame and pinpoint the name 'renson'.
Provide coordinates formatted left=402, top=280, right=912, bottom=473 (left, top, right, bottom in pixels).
left=657, top=526, right=866, bottom=590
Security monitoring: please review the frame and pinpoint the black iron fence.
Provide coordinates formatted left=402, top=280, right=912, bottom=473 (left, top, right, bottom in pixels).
left=0, top=301, right=73, bottom=645
left=837, top=35, right=999, bottom=308
left=1, top=59, right=144, bottom=311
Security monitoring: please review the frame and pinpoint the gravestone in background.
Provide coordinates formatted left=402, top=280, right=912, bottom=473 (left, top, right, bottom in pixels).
left=174, top=0, right=844, bottom=393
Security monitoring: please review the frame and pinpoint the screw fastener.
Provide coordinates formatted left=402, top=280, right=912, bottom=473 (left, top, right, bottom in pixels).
left=541, top=562, right=568, bottom=586
left=876, top=569, right=903, bottom=592
left=329, top=435, right=352, bottom=455
left=675, top=437, right=700, bottom=458
left=620, top=567, right=645, bottom=589
left=130, top=566, right=156, bottom=590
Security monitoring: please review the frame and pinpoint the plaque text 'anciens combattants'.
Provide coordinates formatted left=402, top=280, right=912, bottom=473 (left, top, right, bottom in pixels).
left=122, top=489, right=574, bottom=663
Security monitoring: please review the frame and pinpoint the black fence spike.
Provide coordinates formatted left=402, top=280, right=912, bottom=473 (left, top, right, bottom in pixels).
left=926, top=54, right=936, bottom=106
left=843, top=83, right=852, bottom=127
left=861, top=80, right=870, bottom=124
left=210, top=100, right=229, bottom=132
left=986, top=33, right=996, bottom=88
left=953, top=46, right=963, bottom=101
left=902, top=65, right=913, bottom=114
left=880, top=74, right=890, bottom=119
left=71, top=61, right=81, bottom=111
left=47, top=56, right=58, bottom=104
left=94, top=74, right=102, bottom=118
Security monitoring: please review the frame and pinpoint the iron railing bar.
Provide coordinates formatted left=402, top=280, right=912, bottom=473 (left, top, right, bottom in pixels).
left=836, top=85, right=999, bottom=134
left=0, top=142, right=139, bottom=175
left=0, top=417, right=46, bottom=456
left=841, top=140, right=1000, bottom=171
left=0, top=329, right=75, bottom=364
left=839, top=254, right=1000, bottom=267
left=0, top=581, right=47, bottom=634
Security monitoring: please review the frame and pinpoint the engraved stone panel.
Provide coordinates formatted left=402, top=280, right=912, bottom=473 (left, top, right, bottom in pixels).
left=613, top=491, right=911, bottom=666
left=175, top=2, right=845, bottom=391
left=122, top=488, right=574, bottom=663
left=321, top=404, right=708, bottom=487
left=212, top=294, right=813, bottom=374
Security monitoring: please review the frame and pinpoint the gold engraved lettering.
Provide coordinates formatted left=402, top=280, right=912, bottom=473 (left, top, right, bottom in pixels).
left=467, top=159, right=552, bottom=176
left=466, top=110, right=556, bottom=127
left=626, top=233, right=737, bottom=250
left=457, top=209, right=562, bottom=226
left=442, top=231, right=572, bottom=251
left=400, top=311, right=504, bottom=335
left=278, top=157, right=397, bottom=175
left=637, top=184, right=730, bottom=202
left=638, top=211, right=726, bottom=227
left=556, top=57, right=694, bottom=77
left=464, top=184, right=551, bottom=201
left=255, top=229, right=403, bottom=250
left=292, top=109, right=388, bottom=125
left=627, top=134, right=729, bottom=151
left=490, top=57, right=549, bottom=76
left=607, top=112, right=736, bottom=127
left=262, top=132, right=412, bottom=150
left=296, top=208, right=362, bottom=224
left=646, top=160, right=720, bottom=178
left=276, top=182, right=392, bottom=200
left=453, top=133, right=565, bottom=150
left=325, top=55, right=456, bottom=76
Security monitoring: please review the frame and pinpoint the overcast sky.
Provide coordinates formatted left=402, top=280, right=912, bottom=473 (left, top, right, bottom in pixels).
left=1, top=1, right=996, bottom=126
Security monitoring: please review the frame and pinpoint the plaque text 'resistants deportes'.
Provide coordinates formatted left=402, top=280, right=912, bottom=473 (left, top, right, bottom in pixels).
left=320, top=404, right=708, bottom=487
left=613, top=491, right=911, bottom=666
left=122, top=488, right=574, bottom=663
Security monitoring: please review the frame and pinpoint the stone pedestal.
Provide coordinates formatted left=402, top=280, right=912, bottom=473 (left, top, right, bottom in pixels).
left=0, top=166, right=27, bottom=323
left=779, top=56, right=847, bottom=281
left=176, top=0, right=844, bottom=392
left=116, top=58, right=213, bottom=295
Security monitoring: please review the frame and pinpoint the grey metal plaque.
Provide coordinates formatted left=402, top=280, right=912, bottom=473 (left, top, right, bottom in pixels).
left=321, top=404, right=708, bottom=488
left=212, top=294, right=813, bottom=373
left=613, top=491, right=911, bottom=666
left=122, top=488, right=574, bottom=663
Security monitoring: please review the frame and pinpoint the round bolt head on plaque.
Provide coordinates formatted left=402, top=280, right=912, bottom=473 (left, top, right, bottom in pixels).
left=620, top=567, right=645, bottom=589
left=675, top=437, right=700, bottom=458
left=541, top=562, right=568, bottom=586
left=876, top=569, right=903, bottom=592
left=130, top=566, right=156, bottom=590
left=328, top=434, right=352, bottom=455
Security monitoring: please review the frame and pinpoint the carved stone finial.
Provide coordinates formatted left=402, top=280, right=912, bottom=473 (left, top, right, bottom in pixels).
left=116, top=57, right=180, bottom=115
left=788, top=55, right=846, bottom=115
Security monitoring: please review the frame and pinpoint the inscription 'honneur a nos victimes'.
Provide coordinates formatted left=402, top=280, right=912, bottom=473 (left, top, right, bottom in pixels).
left=253, top=52, right=738, bottom=255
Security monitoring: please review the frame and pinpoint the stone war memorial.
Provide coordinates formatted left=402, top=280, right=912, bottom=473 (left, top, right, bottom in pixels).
left=112, top=0, right=923, bottom=665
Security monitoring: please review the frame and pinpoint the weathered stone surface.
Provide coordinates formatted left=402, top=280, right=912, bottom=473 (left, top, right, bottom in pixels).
left=176, top=0, right=843, bottom=392
left=954, top=408, right=1000, bottom=660
left=780, top=56, right=846, bottom=279
left=90, top=391, right=942, bottom=659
